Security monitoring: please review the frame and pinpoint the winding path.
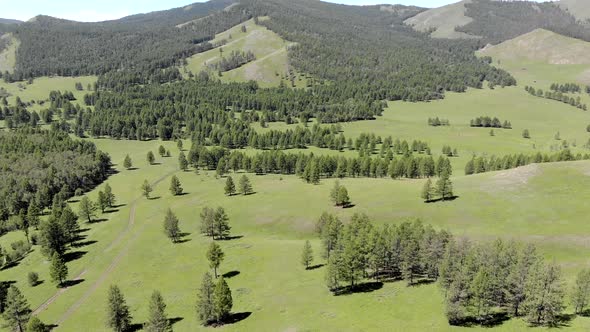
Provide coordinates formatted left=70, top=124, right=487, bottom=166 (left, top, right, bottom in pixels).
left=32, top=170, right=177, bottom=326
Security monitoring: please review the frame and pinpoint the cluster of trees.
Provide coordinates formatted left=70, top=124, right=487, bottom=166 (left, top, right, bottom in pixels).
left=0, top=129, right=111, bottom=221
left=470, top=116, right=511, bottom=129
left=441, top=146, right=458, bottom=157
left=428, top=117, right=450, bottom=127
left=550, top=82, right=582, bottom=94
left=211, top=50, right=256, bottom=73
left=457, top=0, right=590, bottom=45
left=441, top=239, right=565, bottom=326
left=329, top=181, right=351, bottom=207
left=316, top=214, right=452, bottom=290
left=224, top=175, right=253, bottom=196
left=465, top=149, right=589, bottom=175
left=421, top=172, right=454, bottom=202
left=200, top=207, right=231, bottom=240
left=196, top=274, right=234, bottom=325
left=525, top=86, right=588, bottom=111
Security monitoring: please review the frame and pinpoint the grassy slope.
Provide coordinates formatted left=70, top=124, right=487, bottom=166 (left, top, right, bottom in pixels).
left=0, top=33, right=18, bottom=73
left=0, top=76, right=96, bottom=110
left=3, top=137, right=590, bottom=330
left=183, top=18, right=307, bottom=88
left=404, top=0, right=478, bottom=39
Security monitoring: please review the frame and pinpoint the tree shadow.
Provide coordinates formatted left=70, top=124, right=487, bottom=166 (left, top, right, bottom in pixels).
left=306, top=264, right=325, bottom=270
left=451, top=312, right=510, bottom=327
left=63, top=251, right=87, bottom=263
left=426, top=195, right=460, bottom=204
left=176, top=232, right=192, bottom=243
left=169, top=317, right=184, bottom=327
left=112, top=204, right=127, bottom=209
left=222, top=312, right=252, bottom=325
left=243, top=192, right=257, bottom=196
left=127, top=323, right=143, bottom=332
left=60, top=279, right=84, bottom=288
left=218, top=235, right=244, bottom=241
left=553, top=313, right=575, bottom=327
left=332, top=281, right=383, bottom=296
left=222, top=271, right=240, bottom=279
left=176, top=192, right=189, bottom=196
left=409, top=279, right=435, bottom=287
left=148, top=196, right=161, bottom=201
left=71, top=240, right=97, bottom=249
left=46, top=324, right=59, bottom=331
left=104, top=209, right=119, bottom=214
left=579, top=309, right=590, bottom=317
left=68, top=199, right=80, bottom=203
left=31, top=280, right=44, bottom=287
left=342, top=204, right=356, bottom=209
left=151, top=162, right=162, bottom=165
left=89, top=218, right=108, bottom=224
left=126, top=167, right=139, bottom=171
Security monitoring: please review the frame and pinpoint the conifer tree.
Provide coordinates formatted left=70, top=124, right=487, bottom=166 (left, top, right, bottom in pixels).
left=213, top=207, right=231, bottom=240
left=213, top=277, right=233, bottom=323
left=522, top=262, right=564, bottom=326
left=104, top=183, right=116, bottom=208
left=78, top=196, right=97, bottom=223
left=144, top=290, right=168, bottom=332
left=207, top=242, right=225, bottom=278
left=106, top=285, right=132, bottom=332
left=571, top=269, right=590, bottom=314
left=301, top=240, right=314, bottom=269
left=97, top=191, right=108, bottom=213
left=158, top=145, right=166, bottom=157
left=2, top=285, right=31, bottom=332
left=196, top=272, right=215, bottom=325
left=435, top=172, right=453, bottom=201
left=25, top=316, right=46, bottom=332
left=330, top=181, right=341, bottom=206
left=141, top=180, right=153, bottom=199
left=421, top=178, right=433, bottom=202
left=224, top=176, right=236, bottom=196
left=123, top=155, right=133, bottom=169
left=169, top=175, right=183, bottom=196
left=337, top=186, right=350, bottom=207
left=239, top=175, right=253, bottom=195
left=147, top=151, right=155, bottom=165
left=49, top=253, right=68, bottom=287
left=178, top=152, right=188, bottom=171
left=163, top=209, right=181, bottom=243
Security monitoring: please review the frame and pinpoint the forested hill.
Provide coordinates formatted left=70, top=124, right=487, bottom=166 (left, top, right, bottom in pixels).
left=0, top=19, right=22, bottom=25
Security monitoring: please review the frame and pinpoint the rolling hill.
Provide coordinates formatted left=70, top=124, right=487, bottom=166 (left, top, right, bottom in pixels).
left=0, top=18, right=22, bottom=25
left=403, top=0, right=477, bottom=39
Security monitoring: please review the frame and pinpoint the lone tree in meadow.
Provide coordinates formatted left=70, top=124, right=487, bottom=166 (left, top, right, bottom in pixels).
left=49, top=253, right=68, bottom=288
left=106, top=285, right=132, bottom=332
left=522, top=129, right=530, bottom=139
left=435, top=172, right=454, bottom=201
left=144, top=290, right=169, bottom=332
left=169, top=175, right=183, bottom=196
left=213, top=277, right=233, bottom=324
left=2, top=285, right=31, bottom=332
left=207, top=242, right=225, bottom=278
left=239, top=175, right=253, bottom=195
left=421, top=178, right=433, bottom=202
left=224, top=176, right=236, bottom=196
left=158, top=145, right=166, bottom=157
left=123, top=154, right=133, bottom=170
left=301, top=240, right=314, bottom=269
left=163, top=209, right=181, bottom=243
left=141, top=180, right=153, bottom=199
left=196, top=272, right=215, bottom=325
left=147, top=151, right=155, bottom=165
left=78, top=196, right=97, bottom=223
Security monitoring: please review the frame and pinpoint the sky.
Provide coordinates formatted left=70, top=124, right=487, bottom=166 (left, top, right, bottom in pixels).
left=0, top=0, right=547, bottom=22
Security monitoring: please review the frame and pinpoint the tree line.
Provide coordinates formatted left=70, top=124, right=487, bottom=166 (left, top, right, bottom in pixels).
left=525, top=86, right=587, bottom=111
left=469, top=116, right=512, bottom=129
left=465, top=149, right=589, bottom=175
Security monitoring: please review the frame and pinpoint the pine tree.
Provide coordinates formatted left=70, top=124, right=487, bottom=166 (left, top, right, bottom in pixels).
left=163, top=209, right=181, bottom=243
left=464, top=158, right=475, bottom=175
left=104, top=183, right=116, bottom=208
left=224, top=176, right=236, bottom=196
left=571, top=269, right=590, bottom=314
left=26, top=203, right=40, bottom=230
left=522, top=129, right=530, bottom=139
left=522, top=262, right=564, bottom=326
left=147, top=151, right=155, bottom=165
left=239, top=175, right=253, bottom=195
left=141, top=180, right=153, bottom=199
left=213, top=207, right=231, bottom=240
left=435, top=172, right=453, bottom=201
left=144, top=290, right=168, bottom=332
left=2, top=285, right=31, bottom=332
left=49, top=253, right=68, bottom=287
left=123, top=155, right=133, bottom=169
left=178, top=152, right=188, bottom=171
left=301, top=240, right=314, bottom=269
left=337, top=186, right=350, bottom=207
left=213, top=277, right=233, bottom=323
left=330, top=181, right=341, bottom=206
left=78, top=196, right=97, bottom=223
left=207, top=242, right=225, bottom=278
left=200, top=207, right=215, bottom=238
left=158, top=145, right=166, bottom=157
left=196, top=272, right=215, bottom=325
left=421, top=178, right=433, bottom=202
left=25, top=316, right=46, bottom=332
left=106, top=285, right=132, bottom=332
left=169, top=175, right=183, bottom=196
left=97, top=191, right=108, bottom=213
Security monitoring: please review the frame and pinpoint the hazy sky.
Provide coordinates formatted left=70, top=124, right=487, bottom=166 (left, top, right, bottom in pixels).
left=0, top=0, right=548, bottom=22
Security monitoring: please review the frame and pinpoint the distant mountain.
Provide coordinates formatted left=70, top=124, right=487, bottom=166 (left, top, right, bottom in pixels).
left=0, top=18, right=22, bottom=25
left=404, top=0, right=477, bottom=39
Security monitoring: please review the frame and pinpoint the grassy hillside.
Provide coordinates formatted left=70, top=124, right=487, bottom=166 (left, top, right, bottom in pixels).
left=0, top=33, right=18, bottom=73
left=3, top=136, right=590, bottom=331
left=404, top=0, right=477, bottom=39
left=558, top=0, right=590, bottom=22
left=184, top=18, right=306, bottom=88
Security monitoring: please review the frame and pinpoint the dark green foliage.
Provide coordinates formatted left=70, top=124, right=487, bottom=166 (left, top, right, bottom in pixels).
left=213, top=277, right=233, bottom=323
left=2, top=285, right=31, bottom=332
left=25, top=316, right=47, bottom=332
left=169, top=175, right=183, bottom=196
left=106, top=285, right=132, bottom=332
left=0, top=129, right=110, bottom=218
left=97, top=191, right=108, bottom=214
left=196, top=272, right=215, bottom=325
left=428, top=117, right=450, bottom=127
left=200, top=207, right=231, bottom=240
left=239, top=175, right=253, bottom=195
left=27, top=272, right=39, bottom=287
left=49, top=253, right=68, bottom=287
left=525, top=85, right=587, bottom=110
left=178, top=152, right=188, bottom=171
left=147, top=151, right=155, bottom=165
left=224, top=176, right=236, bottom=196
left=435, top=172, right=453, bottom=201
left=421, top=178, right=433, bottom=202
left=163, top=209, right=181, bottom=243
left=144, top=290, right=169, bottom=332
left=78, top=196, right=97, bottom=223
left=158, top=145, right=166, bottom=157
left=465, top=149, right=588, bottom=175
left=104, top=183, right=116, bottom=208
left=329, top=181, right=350, bottom=207
left=211, top=50, right=256, bottom=72
left=123, top=155, right=133, bottom=169
left=469, top=116, right=511, bottom=129
left=207, top=242, right=225, bottom=278
left=141, top=180, right=153, bottom=199
left=301, top=240, right=313, bottom=269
